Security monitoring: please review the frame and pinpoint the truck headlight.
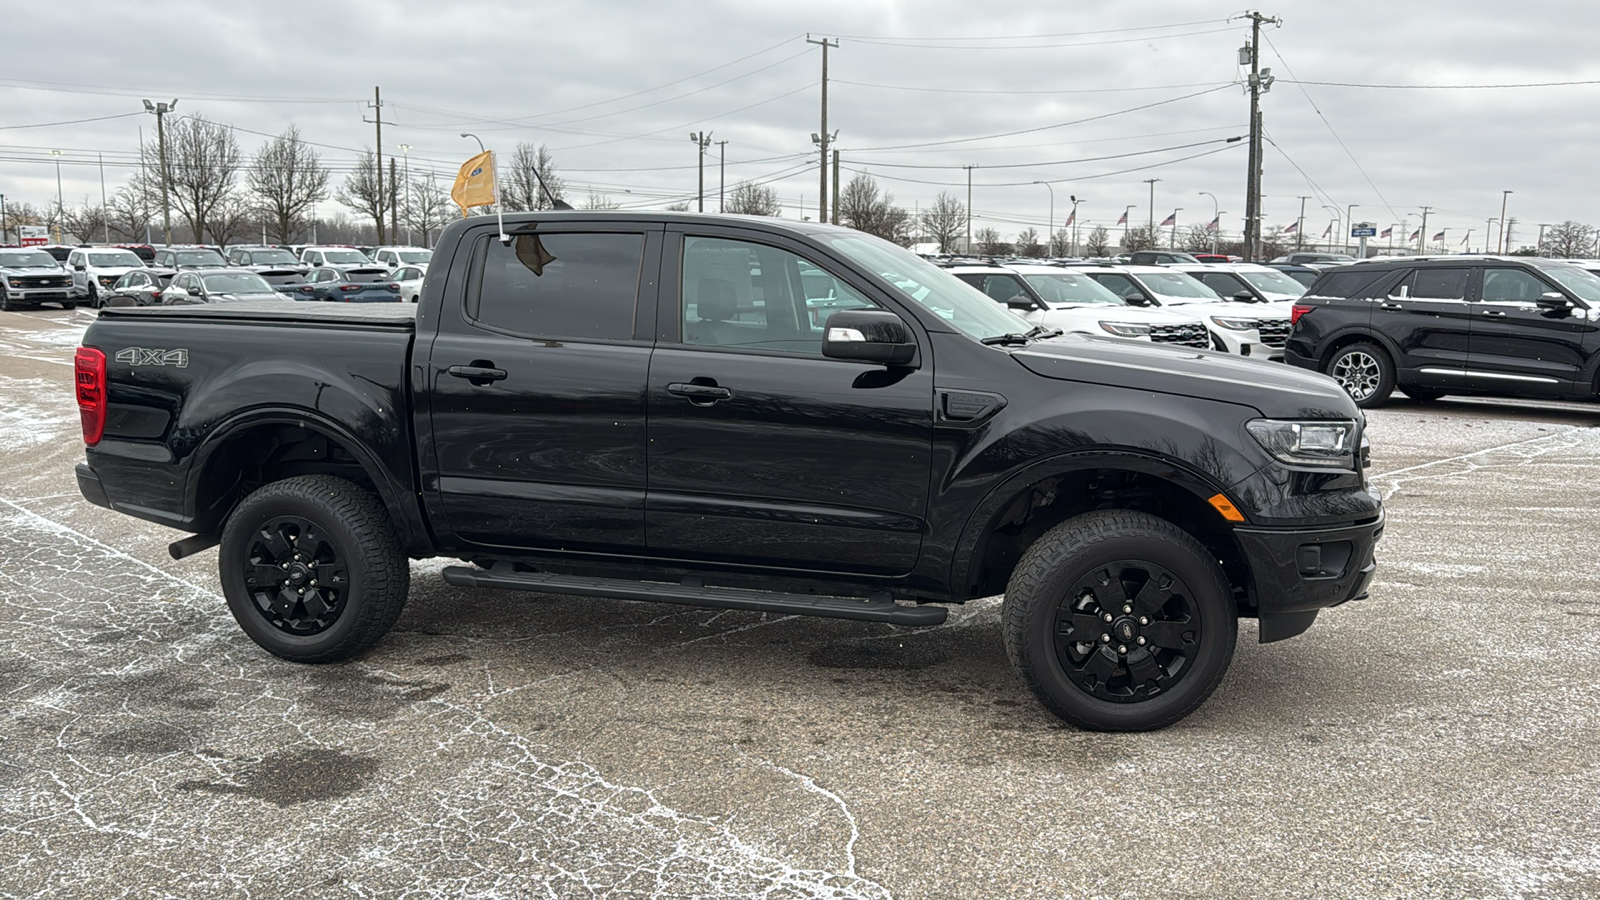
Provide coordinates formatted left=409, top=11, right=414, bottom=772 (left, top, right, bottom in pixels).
left=1210, top=316, right=1260, bottom=331
left=1246, top=419, right=1358, bottom=469
left=1099, top=321, right=1151, bottom=337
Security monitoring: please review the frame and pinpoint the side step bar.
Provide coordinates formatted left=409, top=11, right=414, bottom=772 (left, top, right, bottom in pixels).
left=441, top=562, right=947, bottom=626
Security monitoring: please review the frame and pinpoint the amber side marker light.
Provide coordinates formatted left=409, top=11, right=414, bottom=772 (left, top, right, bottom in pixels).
left=1208, top=493, right=1246, bottom=522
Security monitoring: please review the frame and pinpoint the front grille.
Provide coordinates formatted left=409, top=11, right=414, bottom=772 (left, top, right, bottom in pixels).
left=15, top=275, right=71, bottom=288
left=1257, top=318, right=1290, bottom=348
left=1149, top=323, right=1210, bottom=349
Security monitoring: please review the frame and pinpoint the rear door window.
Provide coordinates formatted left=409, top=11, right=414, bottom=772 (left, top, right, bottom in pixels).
left=470, top=232, right=644, bottom=341
left=1410, top=268, right=1470, bottom=300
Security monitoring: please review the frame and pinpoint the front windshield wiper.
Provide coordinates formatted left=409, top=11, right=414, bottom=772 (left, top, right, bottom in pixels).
left=980, top=325, right=1062, bottom=346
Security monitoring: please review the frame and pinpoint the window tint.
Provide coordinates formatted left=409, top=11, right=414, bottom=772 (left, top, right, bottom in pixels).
left=1195, top=272, right=1247, bottom=297
left=1410, top=268, right=1470, bottom=300
left=1480, top=268, right=1550, bottom=303
left=978, top=274, right=1030, bottom=302
left=1312, top=269, right=1388, bottom=299
left=1091, top=273, right=1140, bottom=298
left=474, top=232, right=643, bottom=340
left=681, top=236, right=875, bottom=354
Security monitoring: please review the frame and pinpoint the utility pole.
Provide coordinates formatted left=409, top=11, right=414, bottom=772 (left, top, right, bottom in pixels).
left=1240, top=11, right=1279, bottom=262
left=807, top=35, right=838, bottom=225
left=964, top=165, right=976, bottom=252
left=689, top=132, right=711, bottom=211
left=1498, top=190, right=1513, bottom=253
left=831, top=150, right=840, bottom=224
left=1295, top=196, right=1309, bottom=251
left=50, top=150, right=63, bottom=243
left=715, top=140, right=727, bottom=212
left=1122, top=204, right=1135, bottom=246
left=1417, top=206, right=1432, bottom=254
left=1144, top=178, right=1160, bottom=231
left=389, top=157, right=399, bottom=243
left=98, top=152, right=110, bottom=242
left=1537, top=222, right=1551, bottom=250
left=369, top=86, right=385, bottom=244
left=399, top=144, right=412, bottom=244
left=142, top=99, right=177, bottom=245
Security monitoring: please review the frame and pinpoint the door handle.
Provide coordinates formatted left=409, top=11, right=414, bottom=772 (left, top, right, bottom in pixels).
left=1380, top=302, right=1403, bottom=310
left=1481, top=310, right=1508, bottom=318
left=667, top=382, right=733, bottom=405
left=447, top=364, right=508, bottom=384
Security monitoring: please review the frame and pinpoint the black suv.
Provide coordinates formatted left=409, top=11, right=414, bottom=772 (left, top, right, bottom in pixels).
left=1286, top=257, right=1600, bottom=406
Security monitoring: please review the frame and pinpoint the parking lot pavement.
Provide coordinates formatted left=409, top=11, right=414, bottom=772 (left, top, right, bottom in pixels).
left=2, top=304, right=1598, bottom=899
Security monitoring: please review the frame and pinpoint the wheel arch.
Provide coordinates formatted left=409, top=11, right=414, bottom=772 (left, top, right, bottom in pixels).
left=186, top=410, right=433, bottom=556
left=1319, top=328, right=1399, bottom=372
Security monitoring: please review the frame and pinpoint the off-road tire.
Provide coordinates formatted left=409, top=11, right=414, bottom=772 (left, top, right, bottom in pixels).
left=1003, top=510, right=1237, bottom=732
left=219, top=475, right=408, bottom=662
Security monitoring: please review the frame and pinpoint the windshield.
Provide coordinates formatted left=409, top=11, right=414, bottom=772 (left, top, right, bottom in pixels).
left=1137, top=272, right=1223, bottom=304
left=1540, top=265, right=1600, bottom=304
left=87, top=251, right=143, bottom=267
left=819, top=232, right=1031, bottom=341
left=251, top=250, right=300, bottom=265
left=322, top=249, right=371, bottom=264
left=1022, top=271, right=1128, bottom=306
left=176, top=250, right=226, bottom=266
left=201, top=272, right=275, bottom=294
left=0, top=251, right=58, bottom=267
left=398, top=250, right=431, bottom=263
left=1238, top=269, right=1307, bottom=297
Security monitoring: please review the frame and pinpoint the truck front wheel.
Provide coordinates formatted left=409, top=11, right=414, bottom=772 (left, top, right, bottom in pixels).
left=1002, top=510, right=1236, bottom=732
left=219, top=475, right=408, bottom=662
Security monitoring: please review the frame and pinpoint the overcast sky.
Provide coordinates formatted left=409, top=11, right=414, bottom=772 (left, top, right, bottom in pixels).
left=4, top=0, right=1597, bottom=252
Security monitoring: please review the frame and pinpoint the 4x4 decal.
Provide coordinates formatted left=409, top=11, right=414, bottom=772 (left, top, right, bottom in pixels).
left=115, top=347, right=189, bottom=368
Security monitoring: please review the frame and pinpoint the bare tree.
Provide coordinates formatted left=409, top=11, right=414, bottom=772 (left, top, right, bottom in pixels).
left=664, top=200, right=691, bottom=212
left=248, top=126, right=329, bottom=245
left=1083, top=226, right=1111, bottom=257
left=975, top=227, right=1009, bottom=256
left=1048, top=227, right=1071, bottom=256
left=207, top=196, right=258, bottom=248
left=107, top=181, right=157, bottom=241
left=499, top=142, right=566, bottom=211
left=63, top=199, right=111, bottom=244
left=337, top=150, right=387, bottom=242
left=146, top=114, right=242, bottom=244
left=1014, top=227, right=1043, bottom=258
left=1120, top=224, right=1157, bottom=252
left=404, top=177, right=455, bottom=247
left=0, top=201, right=42, bottom=243
left=836, top=174, right=911, bottom=244
left=579, top=191, right=622, bottom=210
left=725, top=181, right=781, bottom=216
left=1260, top=226, right=1290, bottom=261
left=1181, top=225, right=1213, bottom=253
left=1539, top=220, right=1595, bottom=258
left=918, top=191, right=966, bottom=253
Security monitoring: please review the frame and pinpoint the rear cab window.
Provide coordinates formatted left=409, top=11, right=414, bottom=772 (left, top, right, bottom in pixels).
left=468, top=232, right=645, bottom=341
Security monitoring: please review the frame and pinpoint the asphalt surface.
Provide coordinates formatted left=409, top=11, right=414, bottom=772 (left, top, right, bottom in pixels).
left=2, top=303, right=1597, bottom=899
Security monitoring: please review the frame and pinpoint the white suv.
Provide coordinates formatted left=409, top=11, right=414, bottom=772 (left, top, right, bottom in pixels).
left=300, top=246, right=375, bottom=269
left=369, top=246, right=433, bottom=270
left=1072, top=264, right=1292, bottom=359
left=946, top=264, right=1210, bottom=349
left=66, top=247, right=147, bottom=308
left=1171, top=263, right=1306, bottom=304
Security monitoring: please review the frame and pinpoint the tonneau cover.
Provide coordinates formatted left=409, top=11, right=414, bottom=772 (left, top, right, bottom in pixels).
left=98, top=300, right=417, bottom=328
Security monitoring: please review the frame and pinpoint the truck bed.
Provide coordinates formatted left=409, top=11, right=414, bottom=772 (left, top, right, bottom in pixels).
left=98, top=301, right=418, bottom=328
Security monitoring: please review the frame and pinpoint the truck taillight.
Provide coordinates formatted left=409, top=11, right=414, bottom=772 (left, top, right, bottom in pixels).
left=74, top=347, right=107, bottom=445
left=1290, top=304, right=1312, bottom=325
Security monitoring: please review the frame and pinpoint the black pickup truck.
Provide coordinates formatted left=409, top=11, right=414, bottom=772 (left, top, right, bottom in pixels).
left=73, top=212, right=1382, bottom=731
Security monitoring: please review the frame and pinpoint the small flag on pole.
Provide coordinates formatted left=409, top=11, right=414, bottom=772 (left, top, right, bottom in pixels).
left=1206, top=216, right=1220, bottom=231
left=1322, top=223, right=1332, bottom=239
left=1284, top=222, right=1298, bottom=234
left=1409, top=228, right=1421, bottom=241
left=451, top=150, right=497, bottom=212
left=1116, top=210, right=1128, bottom=225
left=1064, top=210, right=1075, bottom=227
left=1432, top=230, right=1445, bottom=242
left=1380, top=226, right=1392, bottom=238
left=1160, top=211, right=1177, bottom=227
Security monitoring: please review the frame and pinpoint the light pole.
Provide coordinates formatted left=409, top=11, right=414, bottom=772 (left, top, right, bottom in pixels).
left=460, top=132, right=485, bottom=153
left=1198, top=191, right=1218, bottom=254
left=1345, top=204, right=1359, bottom=255
left=1032, top=181, right=1053, bottom=256
left=1498, top=190, right=1514, bottom=252
left=1322, top=206, right=1341, bottom=253
left=142, top=99, right=177, bottom=245
left=716, top=139, right=728, bottom=212
left=49, top=150, right=63, bottom=243
left=1068, top=195, right=1083, bottom=256
left=1168, top=208, right=1183, bottom=249
left=1144, top=178, right=1160, bottom=231
left=398, top=144, right=412, bottom=245
left=689, top=131, right=712, bottom=212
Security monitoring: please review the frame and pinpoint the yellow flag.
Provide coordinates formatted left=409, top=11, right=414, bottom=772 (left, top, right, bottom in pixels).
left=451, top=150, right=496, bottom=211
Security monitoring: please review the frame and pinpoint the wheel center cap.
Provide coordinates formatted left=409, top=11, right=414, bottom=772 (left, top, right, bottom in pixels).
left=1114, top=618, right=1139, bottom=643
left=286, top=564, right=309, bottom=585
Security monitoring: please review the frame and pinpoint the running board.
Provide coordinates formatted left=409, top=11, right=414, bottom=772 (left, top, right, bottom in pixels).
left=441, top=562, right=947, bottom=626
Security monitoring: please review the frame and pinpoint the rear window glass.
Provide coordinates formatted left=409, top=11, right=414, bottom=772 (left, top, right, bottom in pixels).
left=472, top=232, right=643, bottom=340
left=1411, top=268, right=1470, bottom=300
left=1309, top=269, right=1388, bottom=299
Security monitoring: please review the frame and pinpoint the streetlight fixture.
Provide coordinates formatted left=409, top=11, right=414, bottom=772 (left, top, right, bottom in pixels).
left=141, top=98, right=177, bottom=245
left=460, top=132, right=485, bottom=153
left=1198, top=191, right=1218, bottom=255
left=1032, top=181, right=1053, bottom=256
left=1322, top=205, right=1341, bottom=253
left=1498, top=190, right=1514, bottom=253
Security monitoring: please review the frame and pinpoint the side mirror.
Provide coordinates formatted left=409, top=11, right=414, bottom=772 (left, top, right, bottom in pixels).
left=1232, top=290, right=1256, bottom=303
left=1006, top=296, right=1035, bottom=311
left=186, top=286, right=201, bottom=296
left=822, top=309, right=918, bottom=367
left=1122, top=291, right=1148, bottom=306
left=1536, top=291, right=1574, bottom=313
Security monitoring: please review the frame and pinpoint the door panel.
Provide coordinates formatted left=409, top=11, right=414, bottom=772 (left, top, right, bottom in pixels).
left=1468, top=267, right=1596, bottom=395
left=646, top=232, right=934, bottom=574
left=1370, top=267, right=1473, bottom=388
left=428, top=229, right=658, bottom=552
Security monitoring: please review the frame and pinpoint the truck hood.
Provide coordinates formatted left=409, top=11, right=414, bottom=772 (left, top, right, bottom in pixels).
left=1156, top=299, right=1291, bottom=319
left=1047, top=305, right=1201, bottom=326
left=1012, top=333, right=1359, bottom=419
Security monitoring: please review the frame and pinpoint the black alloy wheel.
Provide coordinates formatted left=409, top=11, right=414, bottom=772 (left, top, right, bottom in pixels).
left=220, top=475, right=408, bottom=662
left=1003, top=510, right=1236, bottom=731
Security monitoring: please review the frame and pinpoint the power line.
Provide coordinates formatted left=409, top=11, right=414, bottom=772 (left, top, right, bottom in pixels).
left=0, top=111, right=146, bottom=131
left=842, top=25, right=1237, bottom=50
left=834, top=79, right=1235, bottom=96
left=840, top=141, right=1244, bottom=189
left=844, top=136, right=1242, bottom=171
left=830, top=19, right=1231, bottom=41
left=0, top=76, right=359, bottom=104
left=1280, top=77, right=1600, bottom=89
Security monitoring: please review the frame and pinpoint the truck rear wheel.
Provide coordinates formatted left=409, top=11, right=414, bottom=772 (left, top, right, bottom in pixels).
left=219, top=475, right=408, bottom=662
left=1002, top=510, right=1236, bottom=732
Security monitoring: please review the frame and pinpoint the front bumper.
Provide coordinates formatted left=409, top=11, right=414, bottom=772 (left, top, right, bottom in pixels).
left=1234, top=511, right=1383, bottom=642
